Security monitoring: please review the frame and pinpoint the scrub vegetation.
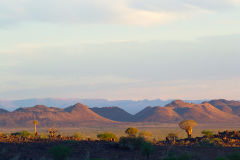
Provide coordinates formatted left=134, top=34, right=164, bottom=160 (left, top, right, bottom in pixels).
left=1, top=122, right=240, bottom=160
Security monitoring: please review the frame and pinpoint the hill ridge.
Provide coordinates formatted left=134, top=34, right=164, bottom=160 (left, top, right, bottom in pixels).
left=0, top=99, right=240, bottom=126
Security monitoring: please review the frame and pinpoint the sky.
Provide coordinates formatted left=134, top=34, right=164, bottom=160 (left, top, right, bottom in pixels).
left=0, top=0, right=240, bottom=100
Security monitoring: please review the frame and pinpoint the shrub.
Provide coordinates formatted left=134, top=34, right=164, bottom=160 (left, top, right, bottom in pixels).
left=73, top=133, right=84, bottom=140
left=97, top=132, right=118, bottom=142
left=64, top=140, right=79, bottom=144
left=139, top=131, right=152, bottom=138
left=39, top=134, right=49, bottom=139
left=48, top=145, right=72, bottom=160
left=11, top=130, right=33, bottom=137
left=167, top=133, right=178, bottom=141
left=201, top=130, right=214, bottom=137
left=125, top=127, right=139, bottom=137
left=198, top=138, right=223, bottom=147
left=227, top=152, right=240, bottom=160
left=162, top=152, right=176, bottom=160
left=119, top=136, right=145, bottom=150
left=141, top=141, right=154, bottom=158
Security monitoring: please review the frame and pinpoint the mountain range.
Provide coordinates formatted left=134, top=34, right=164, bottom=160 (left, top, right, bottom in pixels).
left=0, top=103, right=115, bottom=127
left=0, top=99, right=239, bottom=127
left=0, top=98, right=206, bottom=114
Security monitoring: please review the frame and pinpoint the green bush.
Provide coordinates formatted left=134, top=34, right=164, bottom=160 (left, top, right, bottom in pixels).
left=73, top=133, right=84, bottom=139
left=141, top=141, right=154, bottom=158
left=64, top=140, right=79, bottom=144
left=198, top=138, right=223, bottom=147
left=119, top=136, right=145, bottom=151
left=97, top=132, right=118, bottom=142
left=201, top=130, right=214, bottom=137
left=48, top=145, right=72, bottom=160
left=11, top=130, right=33, bottom=137
left=227, top=152, right=240, bottom=160
left=162, top=152, right=177, bottom=160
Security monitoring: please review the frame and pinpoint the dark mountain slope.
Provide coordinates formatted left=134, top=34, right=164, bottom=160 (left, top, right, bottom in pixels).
left=91, top=106, right=135, bottom=122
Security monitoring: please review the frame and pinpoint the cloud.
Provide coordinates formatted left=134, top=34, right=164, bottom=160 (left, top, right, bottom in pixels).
left=0, top=0, right=239, bottom=26
left=128, top=0, right=231, bottom=11
left=1, top=34, right=240, bottom=79
left=0, top=74, right=141, bottom=92
left=1, top=75, right=240, bottom=100
left=116, top=78, right=240, bottom=100
left=1, top=34, right=240, bottom=100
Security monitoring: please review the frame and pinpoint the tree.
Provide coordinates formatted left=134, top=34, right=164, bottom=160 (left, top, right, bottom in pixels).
left=139, top=131, right=152, bottom=139
left=33, top=120, right=39, bottom=136
left=167, top=133, right=178, bottom=142
left=179, top=120, right=198, bottom=139
left=125, top=127, right=139, bottom=137
left=49, top=128, right=57, bottom=138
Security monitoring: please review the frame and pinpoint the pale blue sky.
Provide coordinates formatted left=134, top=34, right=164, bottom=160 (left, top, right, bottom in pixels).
left=0, top=0, right=240, bottom=100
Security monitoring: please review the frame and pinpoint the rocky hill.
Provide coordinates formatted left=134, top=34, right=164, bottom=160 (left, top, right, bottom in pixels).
left=134, top=106, right=181, bottom=122
left=134, top=100, right=240, bottom=123
left=208, top=99, right=240, bottom=116
left=0, top=108, right=9, bottom=114
left=0, top=99, right=240, bottom=127
left=0, top=103, right=116, bottom=127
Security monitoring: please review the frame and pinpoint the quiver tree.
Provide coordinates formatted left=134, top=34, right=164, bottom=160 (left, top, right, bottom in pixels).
left=49, top=128, right=57, bottom=138
left=125, top=127, right=139, bottom=137
left=33, top=120, right=39, bottom=136
left=179, top=120, right=198, bottom=139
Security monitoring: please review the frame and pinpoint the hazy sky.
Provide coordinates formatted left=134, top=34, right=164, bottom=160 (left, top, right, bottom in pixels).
left=0, top=0, right=240, bottom=100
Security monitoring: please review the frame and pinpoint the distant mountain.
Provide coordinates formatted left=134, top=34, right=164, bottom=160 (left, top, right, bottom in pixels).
left=208, top=99, right=240, bottom=116
left=0, top=99, right=239, bottom=127
left=91, top=106, right=135, bottom=122
left=0, top=103, right=116, bottom=127
left=165, top=100, right=240, bottom=123
left=134, top=106, right=181, bottom=122
left=0, top=108, right=9, bottom=114
left=0, top=98, right=207, bottom=114
left=134, top=100, right=240, bottom=123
